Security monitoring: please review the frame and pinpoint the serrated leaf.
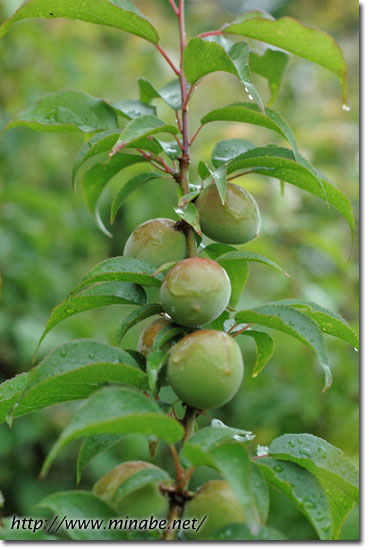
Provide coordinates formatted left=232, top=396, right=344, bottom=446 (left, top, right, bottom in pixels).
left=1, top=90, right=118, bottom=137
left=41, top=387, right=184, bottom=475
left=138, top=78, right=186, bottom=111
left=77, top=435, right=123, bottom=484
left=210, top=523, right=286, bottom=540
left=184, top=38, right=263, bottom=111
left=212, top=138, right=255, bottom=168
left=235, top=304, right=332, bottom=391
left=250, top=49, right=289, bottom=105
left=269, top=434, right=359, bottom=538
left=0, top=372, right=29, bottom=424
left=9, top=339, right=147, bottom=425
left=113, top=303, right=163, bottom=345
left=209, top=164, right=227, bottom=204
left=256, top=457, right=332, bottom=540
left=226, top=146, right=354, bottom=234
left=112, top=466, right=171, bottom=507
left=201, top=103, right=298, bottom=158
left=174, top=203, right=202, bottom=236
left=272, top=299, right=359, bottom=350
left=224, top=14, right=348, bottom=104
left=72, top=257, right=163, bottom=298
left=110, top=172, right=162, bottom=223
left=112, top=99, right=156, bottom=120
left=0, top=0, right=159, bottom=44
left=81, top=152, right=147, bottom=236
left=36, top=282, right=147, bottom=353
left=111, top=115, right=178, bottom=155
left=34, top=491, right=126, bottom=540
left=238, top=330, right=274, bottom=377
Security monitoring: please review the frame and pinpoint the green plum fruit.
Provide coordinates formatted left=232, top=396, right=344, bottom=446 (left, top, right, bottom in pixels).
left=124, top=218, right=187, bottom=268
left=160, top=258, right=231, bottom=327
left=92, top=461, right=169, bottom=519
left=167, top=329, right=244, bottom=409
left=196, top=182, right=261, bottom=244
left=138, top=317, right=172, bottom=356
left=183, top=480, right=247, bottom=539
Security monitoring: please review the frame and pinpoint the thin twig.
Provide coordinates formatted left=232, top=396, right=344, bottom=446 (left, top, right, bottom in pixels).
left=183, top=82, right=197, bottom=111
left=170, top=444, right=183, bottom=482
left=168, top=0, right=179, bottom=16
left=231, top=324, right=252, bottom=338
left=198, top=29, right=223, bottom=39
left=176, top=111, right=183, bottom=133
left=228, top=170, right=254, bottom=181
left=155, top=43, right=180, bottom=75
left=174, top=133, right=184, bottom=151
left=178, top=467, right=195, bottom=490
left=189, top=124, right=203, bottom=146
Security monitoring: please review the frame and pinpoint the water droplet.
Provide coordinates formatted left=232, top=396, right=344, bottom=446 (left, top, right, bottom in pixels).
left=60, top=349, right=67, bottom=358
left=273, top=464, right=283, bottom=473
left=288, top=440, right=295, bottom=448
left=300, top=448, right=311, bottom=458
left=354, top=347, right=358, bottom=352
left=297, top=438, right=303, bottom=444
left=89, top=352, right=95, bottom=359
left=304, top=498, right=316, bottom=509
left=318, top=447, right=327, bottom=459
left=248, top=94, right=253, bottom=100
left=66, top=308, right=75, bottom=314
left=342, top=102, right=351, bottom=112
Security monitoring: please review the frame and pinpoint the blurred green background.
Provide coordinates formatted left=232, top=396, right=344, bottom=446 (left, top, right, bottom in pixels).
left=0, top=0, right=359, bottom=540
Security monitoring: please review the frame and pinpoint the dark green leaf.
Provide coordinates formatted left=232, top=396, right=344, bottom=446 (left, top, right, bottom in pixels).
left=1, top=90, right=118, bottom=137
left=0, top=0, right=159, bottom=44
left=36, top=282, right=147, bottom=353
left=112, top=99, right=156, bottom=120
left=111, top=115, right=178, bottom=155
left=224, top=13, right=348, bottom=104
left=239, top=330, right=275, bottom=377
left=158, top=139, right=181, bottom=159
left=198, top=161, right=211, bottom=180
left=199, top=243, right=237, bottom=260
left=42, top=387, right=184, bottom=475
left=209, top=164, right=227, bottom=204
left=212, top=138, right=255, bottom=168
left=174, top=203, right=202, bottom=236
left=77, top=435, right=123, bottom=484
left=210, top=523, right=286, bottom=540
left=201, top=103, right=298, bottom=157
left=0, top=373, right=29, bottom=424
left=110, top=172, right=162, bottom=223
left=147, top=350, right=168, bottom=396
left=250, top=49, right=289, bottom=105
left=0, top=517, right=59, bottom=540
left=257, top=457, right=332, bottom=540
left=113, top=303, right=163, bottom=345
left=236, top=304, right=332, bottom=391
left=178, top=191, right=201, bottom=209
left=138, top=78, right=186, bottom=111
left=112, top=466, right=171, bottom=507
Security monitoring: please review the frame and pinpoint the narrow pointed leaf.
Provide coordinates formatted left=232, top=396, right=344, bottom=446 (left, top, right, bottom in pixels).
left=112, top=99, right=156, bottom=120
left=184, top=38, right=263, bottom=111
left=147, top=350, right=168, bottom=395
left=111, top=172, right=162, bottom=223
left=209, top=164, right=227, bottom=204
left=212, top=138, right=255, bottom=167
left=211, top=524, right=286, bottom=541
left=249, top=49, right=289, bottom=105
left=202, top=103, right=297, bottom=157
left=224, top=14, right=348, bottom=103
left=238, top=330, right=275, bottom=377
left=0, top=0, right=159, bottom=44
left=76, top=435, right=123, bottom=484
left=200, top=243, right=237, bottom=260
left=111, top=115, right=178, bottom=154
left=1, top=90, right=118, bottom=137
left=198, top=161, right=211, bottom=180
left=42, top=387, right=184, bottom=475
left=0, top=373, right=29, bottom=424
left=236, top=304, right=332, bottom=390
left=256, top=457, right=332, bottom=540
left=217, top=251, right=289, bottom=277
left=174, top=203, right=202, bottom=236
left=113, top=303, right=163, bottom=345
left=36, top=282, right=146, bottom=352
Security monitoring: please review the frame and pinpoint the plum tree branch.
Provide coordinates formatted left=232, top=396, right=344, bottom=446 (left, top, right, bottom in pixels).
left=155, top=44, right=180, bottom=75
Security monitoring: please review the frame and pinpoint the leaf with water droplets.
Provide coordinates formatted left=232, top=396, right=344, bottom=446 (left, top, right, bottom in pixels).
left=0, top=0, right=159, bottom=44
left=269, top=433, right=359, bottom=539
left=76, top=434, right=123, bottom=484
left=41, top=387, right=184, bottom=476
left=0, top=373, right=29, bottom=424
left=111, top=115, right=178, bottom=156
left=237, top=329, right=275, bottom=377
left=36, top=282, right=147, bottom=355
left=211, top=138, right=255, bottom=168
left=236, top=303, right=332, bottom=391
left=250, top=49, right=289, bottom=105
left=112, top=99, right=156, bottom=120
left=138, top=78, right=186, bottom=112
left=174, top=203, right=202, bottom=236
left=257, top=457, right=333, bottom=540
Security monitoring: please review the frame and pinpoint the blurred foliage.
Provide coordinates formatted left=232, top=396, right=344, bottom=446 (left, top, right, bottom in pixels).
left=0, top=0, right=358, bottom=540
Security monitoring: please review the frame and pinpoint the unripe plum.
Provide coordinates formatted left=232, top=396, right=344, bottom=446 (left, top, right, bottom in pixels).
left=183, top=480, right=246, bottom=539
left=167, top=330, right=244, bottom=409
left=160, top=258, right=231, bottom=327
left=92, top=461, right=169, bottom=519
left=138, top=317, right=172, bottom=356
left=124, top=218, right=187, bottom=268
left=196, top=182, right=261, bottom=244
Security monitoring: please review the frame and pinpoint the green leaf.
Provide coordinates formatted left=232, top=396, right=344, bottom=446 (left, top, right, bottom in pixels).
left=113, top=303, right=163, bottom=345
left=41, top=387, right=184, bottom=475
left=112, top=99, right=156, bottom=120
left=198, top=161, right=211, bottom=180
left=201, top=103, right=298, bottom=158
left=210, top=523, right=286, bottom=540
left=147, top=350, right=169, bottom=396
left=138, top=78, right=186, bottom=111
left=0, top=517, right=59, bottom=540
left=158, top=139, right=181, bottom=160
left=77, top=435, right=123, bottom=484
left=271, top=299, right=359, bottom=350
left=200, top=243, right=237, bottom=260
left=235, top=304, right=332, bottom=391
left=249, top=49, right=289, bottom=105
left=110, top=172, right=162, bottom=223
left=72, top=257, right=163, bottom=298
left=34, top=491, right=126, bottom=540
left=178, top=191, right=201, bottom=209
left=224, top=14, right=348, bottom=104
left=218, top=251, right=289, bottom=278
left=36, top=282, right=147, bottom=353
left=72, top=130, right=120, bottom=190
left=111, top=115, right=178, bottom=155
left=81, top=152, right=147, bottom=236
left=269, top=434, right=359, bottom=538
left=226, top=146, right=354, bottom=235
left=212, top=138, right=255, bottom=168
left=112, top=466, right=171, bottom=507
left=0, top=0, right=159, bottom=44
left=0, top=372, right=29, bottom=424
left=1, top=90, right=118, bottom=137
left=256, top=457, right=332, bottom=540
left=183, top=38, right=263, bottom=111
left=9, top=339, right=147, bottom=424
left=174, top=203, right=202, bottom=236
left=239, top=330, right=275, bottom=377
left=209, top=164, right=227, bottom=204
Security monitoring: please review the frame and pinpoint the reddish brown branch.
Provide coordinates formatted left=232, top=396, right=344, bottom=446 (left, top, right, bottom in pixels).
left=155, top=44, right=180, bottom=75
